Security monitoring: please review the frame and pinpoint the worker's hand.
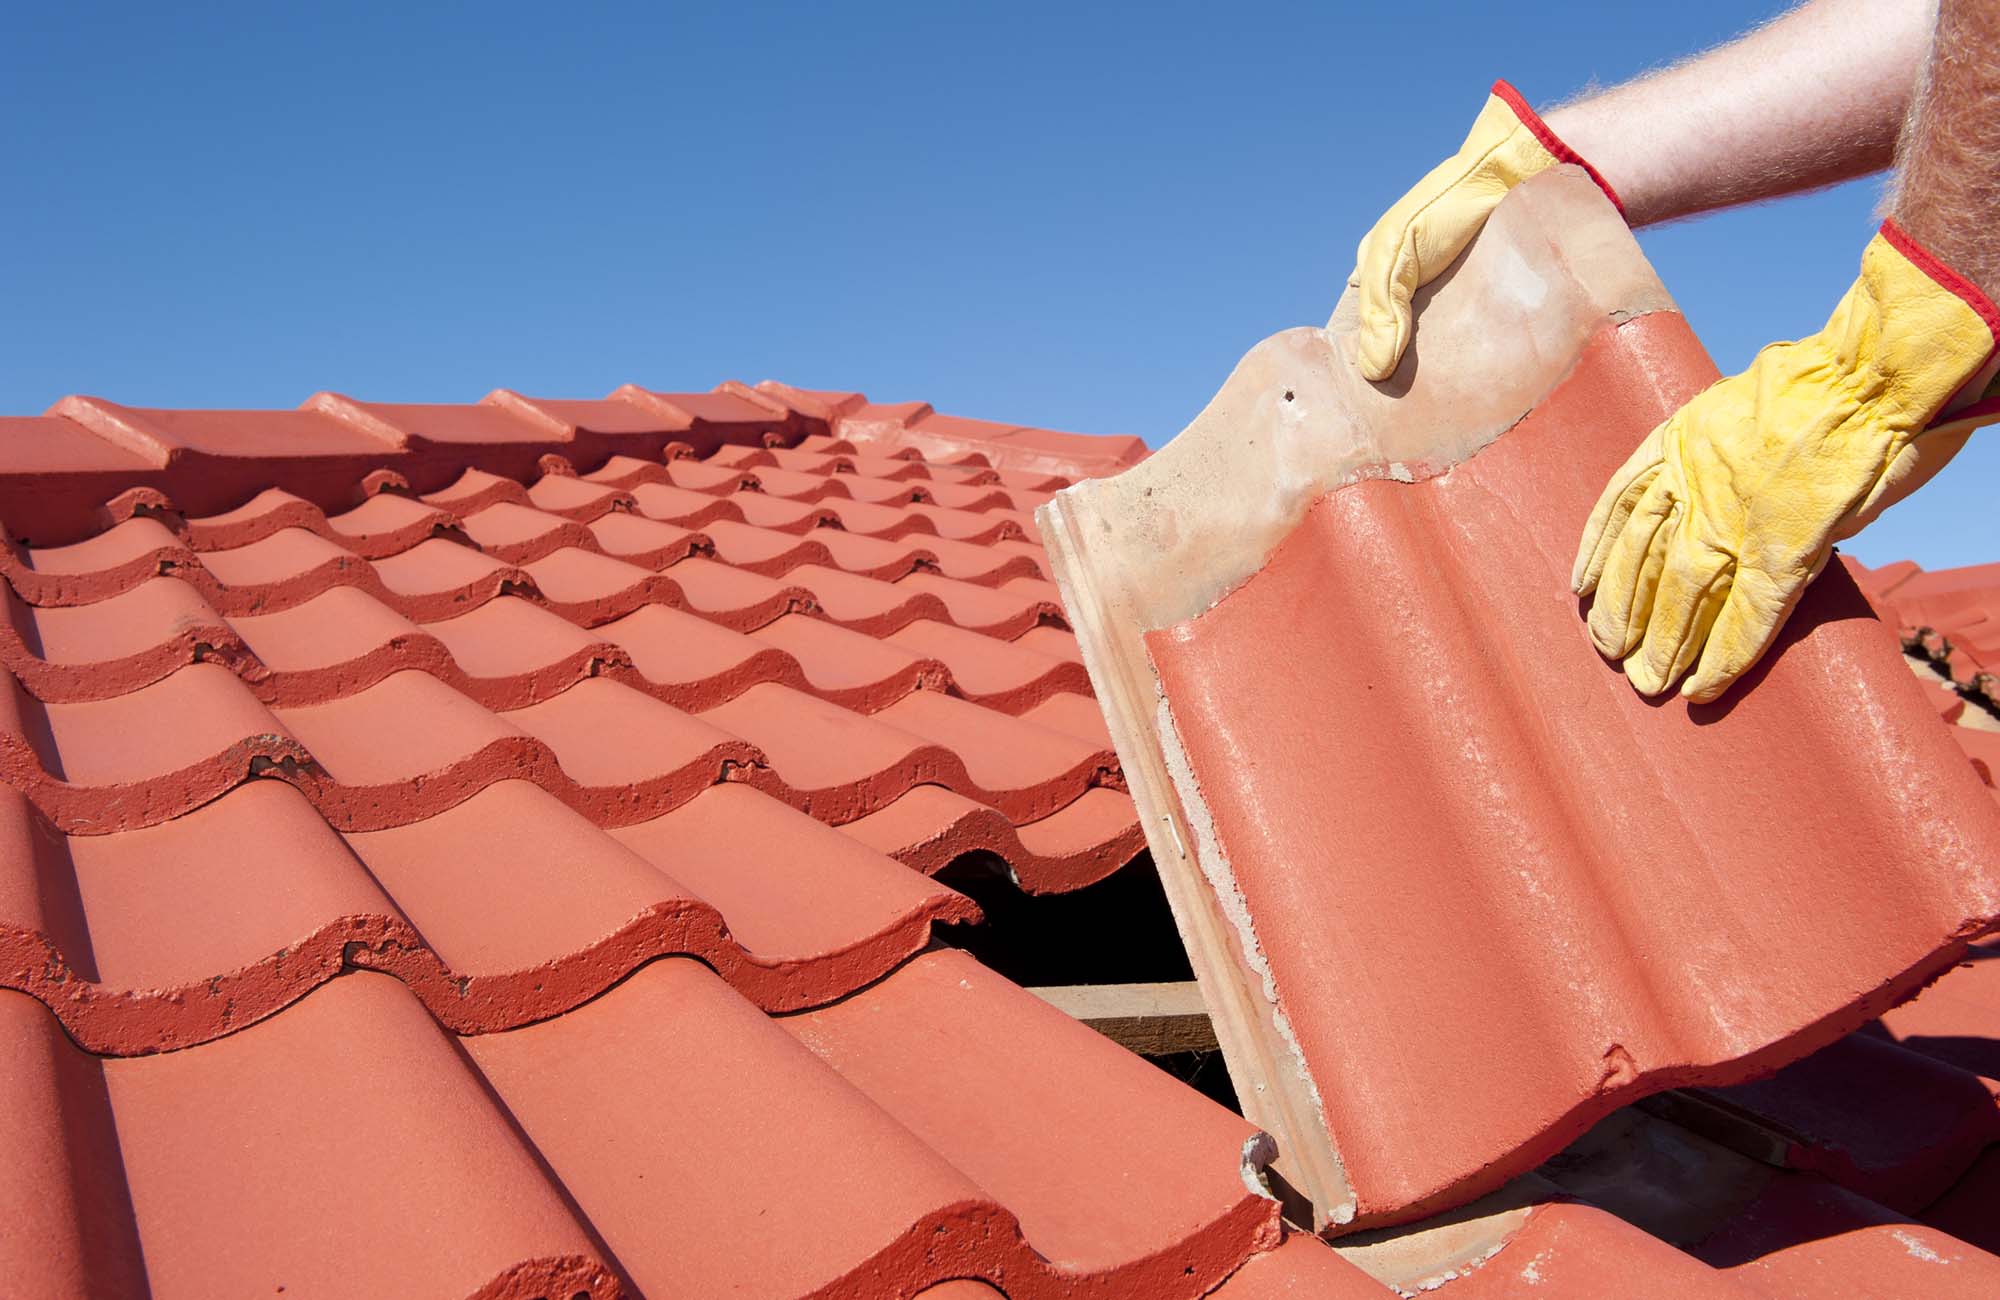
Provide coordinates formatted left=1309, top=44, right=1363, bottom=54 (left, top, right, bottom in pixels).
left=1348, top=81, right=1623, bottom=381
left=1573, top=220, right=2000, bottom=702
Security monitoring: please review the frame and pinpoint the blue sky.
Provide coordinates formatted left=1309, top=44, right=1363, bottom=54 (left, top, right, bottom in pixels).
left=3, top=1, right=1989, bottom=568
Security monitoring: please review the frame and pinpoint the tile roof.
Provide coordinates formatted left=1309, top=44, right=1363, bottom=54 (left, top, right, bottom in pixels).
left=1849, top=555, right=2000, bottom=779
left=1038, top=167, right=2000, bottom=1270
left=11, top=207, right=2000, bottom=1299
left=0, top=381, right=1310, bottom=1297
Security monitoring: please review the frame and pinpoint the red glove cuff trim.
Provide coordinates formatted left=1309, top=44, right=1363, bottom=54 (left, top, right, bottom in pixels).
left=1491, top=79, right=1626, bottom=220
left=1937, top=393, right=2000, bottom=427
left=1880, top=218, right=2000, bottom=348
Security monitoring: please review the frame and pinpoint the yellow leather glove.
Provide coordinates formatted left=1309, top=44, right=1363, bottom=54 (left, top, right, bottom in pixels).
left=1350, top=80, right=1623, bottom=381
left=1573, top=221, right=2000, bottom=702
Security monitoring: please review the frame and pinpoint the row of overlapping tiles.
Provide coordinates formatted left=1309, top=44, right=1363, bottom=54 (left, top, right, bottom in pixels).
left=3, top=949, right=1288, bottom=1299
left=0, top=380, right=1150, bottom=547
left=1850, top=557, right=2000, bottom=790
left=0, top=408, right=1168, bottom=1057
left=17, top=787, right=1996, bottom=1297
left=0, top=394, right=1321, bottom=1299
left=1857, top=558, right=2000, bottom=702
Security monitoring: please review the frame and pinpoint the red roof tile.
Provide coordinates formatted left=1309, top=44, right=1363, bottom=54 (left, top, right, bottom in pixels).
left=1139, top=306, right=2000, bottom=1225
left=1848, top=556, right=2000, bottom=713
left=1039, top=169, right=2000, bottom=1263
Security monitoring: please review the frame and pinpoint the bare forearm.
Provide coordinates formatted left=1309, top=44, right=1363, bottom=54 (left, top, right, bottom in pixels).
left=1545, top=0, right=1933, bottom=227
left=1892, top=0, right=2000, bottom=299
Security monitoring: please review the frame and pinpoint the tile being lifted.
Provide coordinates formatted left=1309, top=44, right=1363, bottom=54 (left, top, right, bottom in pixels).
left=1038, top=168, right=2000, bottom=1234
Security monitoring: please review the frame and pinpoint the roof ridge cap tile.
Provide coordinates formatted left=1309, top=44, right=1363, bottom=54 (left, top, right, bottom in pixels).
left=44, top=396, right=178, bottom=469
left=755, top=379, right=869, bottom=421
left=606, top=383, right=698, bottom=427
left=480, top=389, right=578, bottom=440
left=714, top=379, right=791, bottom=417
left=298, top=391, right=414, bottom=450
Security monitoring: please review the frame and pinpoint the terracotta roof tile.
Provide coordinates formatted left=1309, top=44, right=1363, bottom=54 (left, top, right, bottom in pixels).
left=421, top=466, right=533, bottom=513
left=781, top=947, right=1279, bottom=1279
left=492, top=392, right=682, bottom=439
left=370, top=531, right=529, bottom=595
left=1, top=946, right=1278, bottom=1299
left=581, top=510, right=708, bottom=567
left=813, top=495, right=937, bottom=537
left=1044, top=170, right=2000, bottom=1267
left=593, top=603, right=806, bottom=708
left=0, top=413, right=155, bottom=477
left=906, top=500, right=1033, bottom=543
left=4, top=578, right=234, bottom=701
left=660, top=554, right=812, bottom=628
left=2, top=663, right=306, bottom=829
left=1850, top=557, right=2000, bottom=715
left=457, top=501, right=596, bottom=563
left=628, top=478, right=743, bottom=526
left=1139, top=311, right=2000, bottom=1225
left=898, top=569, right=1065, bottom=637
left=812, top=401, right=1147, bottom=482
left=1696, top=1172, right=2000, bottom=1299
left=786, top=562, right=946, bottom=633
left=1014, top=622, right=1085, bottom=662
left=883, top=618, right=1092, bottom=712
left=1205, top=1236, right=1382, bottom=1297
left=5, top=974, right=618, bottom=1299
left=1017, top=689, right=1117, bottom=748
left=696, top=680, right=1112, bottom=825
left=333, top=398, right=549, bottom=447
left=918, top=532, right=1046, bottom=584
left=1696, top=1030, right=2000, bottom=1212
left=702, top=517, right=855, bottom=578
left=747, top=611, right=949, bottom=708
left=522, top=473, right=631, bottom=520
left=662, top=457, right=755, bottom=495
left=812, top=524, right=944, bottom=580
left=65, top=397, right=396, bottom=460
left=838, top=783, right=1145, bottom=892
left=1925, top=1144, right=2000, bottom=1253
left=226, top=585, right=449, bottom=702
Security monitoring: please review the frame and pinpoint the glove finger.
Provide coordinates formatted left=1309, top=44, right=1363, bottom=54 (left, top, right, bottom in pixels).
left=1350, top=137, right=1513, bottom=383
left=1625, top=531, right=1734, bottom=698
left=1572, top=425, right=1668, bottom=596
left=1681, top=563, right=1811, bottom=702
left=1585, top=470, right=1678, bottom=660
left=1352, top=226, right=1424, bottom=382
